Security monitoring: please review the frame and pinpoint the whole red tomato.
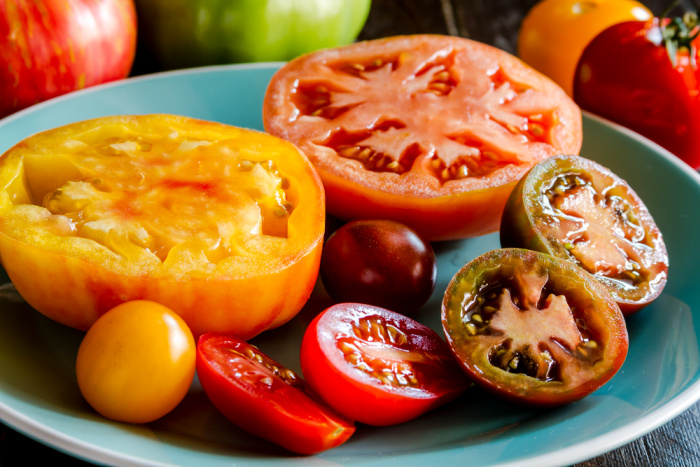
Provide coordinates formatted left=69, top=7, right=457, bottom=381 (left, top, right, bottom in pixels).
left=574, top=14, right=700, bottom=169
left=0, top=0, right=137, bottom=118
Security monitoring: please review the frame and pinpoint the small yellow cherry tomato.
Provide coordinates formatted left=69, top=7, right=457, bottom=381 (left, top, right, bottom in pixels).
left=76, top=300, right=196, bottom=424
left=518, top=0, right=652, bottom=96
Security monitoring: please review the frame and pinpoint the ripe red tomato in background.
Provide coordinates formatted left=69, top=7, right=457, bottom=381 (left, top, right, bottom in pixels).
left=574, top=15, right=700, bottom=169
left=0, top=0, right=137, bottom=118
left=196, top=332, right=355, bottom=455
left=300, top=303, right=470, bottom=426
left=320, top=219, right=437, bottom=315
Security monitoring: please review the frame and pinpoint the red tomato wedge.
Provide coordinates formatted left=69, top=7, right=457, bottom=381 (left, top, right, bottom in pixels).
left=300, top=303, right=471, bottom=426
left=264, top=34, right=582, bottom=240
left=196, top=333, right=355, bottom=455
left=442, top=248, right=628, bottom=407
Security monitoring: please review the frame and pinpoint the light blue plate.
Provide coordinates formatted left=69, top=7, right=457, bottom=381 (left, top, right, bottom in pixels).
left=0, top=63, right=699, bottom=467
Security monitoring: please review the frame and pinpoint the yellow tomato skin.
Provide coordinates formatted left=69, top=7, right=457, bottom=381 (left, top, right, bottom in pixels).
left=518, top=0, right=652, bottom=96
left=0, top=114, right=325, bottom=339
left=76, top=300, right=196, bottom=424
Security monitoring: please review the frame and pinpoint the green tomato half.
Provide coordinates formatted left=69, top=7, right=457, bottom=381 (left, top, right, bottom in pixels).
left=135, top=0, right=372, bottom=69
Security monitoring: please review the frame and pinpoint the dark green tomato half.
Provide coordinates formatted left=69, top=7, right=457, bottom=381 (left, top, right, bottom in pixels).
left=500, top=154, right=668, bottom=315
left=135, top=0, right=371, bottom=69
left=442, top=248, right=628, bottom=407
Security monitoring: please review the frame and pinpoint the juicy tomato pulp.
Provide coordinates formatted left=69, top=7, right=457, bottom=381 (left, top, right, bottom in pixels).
left=0, top=115, right=325, bottom=338
left=574, top=18, right=700, bottom=169
left=196, top=333, right=355, bottom=455
left=264, top=35, right=582, bottom=240
left=320, top=219, right=436, bottom=314
left=442, top=249, right=628, bottom=407
left=300, top=303, right=470, bottom=426
left=500, top=155, right=668, bottom=314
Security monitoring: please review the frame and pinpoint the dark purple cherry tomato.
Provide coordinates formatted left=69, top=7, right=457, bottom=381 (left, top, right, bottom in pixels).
left=442, top=248, right=629, bottom=407
left=500, top=154, right=668, bottom=315
left=320, top=219, right=437, bottom=314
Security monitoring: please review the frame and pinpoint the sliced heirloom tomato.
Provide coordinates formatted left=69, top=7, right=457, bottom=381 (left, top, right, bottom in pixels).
left=500, top=155, right=668, bottom=314
left=0, top=114, right=325, bottom=338
left=300, top=303, right=471, bottom=426
left=196, top=333, right=355, bottom=455
left=442, top=248, right=628, bottom=407
left=263, top=34, right=582, bottom=241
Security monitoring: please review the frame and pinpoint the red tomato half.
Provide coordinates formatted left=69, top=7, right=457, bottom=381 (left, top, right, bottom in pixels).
left=574, top=17, right=700, bottom=169
left=300, top=303, right=471, bottom=426
left=196, top=333, right=355, bottom=455
left=264, top=35, right=582, bottom=240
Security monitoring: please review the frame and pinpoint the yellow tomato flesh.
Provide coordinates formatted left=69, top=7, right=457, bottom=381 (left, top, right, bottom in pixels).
left=0, top=115, right=325, bottom=337
left=76, top=300, right=196, bottom=424
left=518, top=0, right=652, bottom=96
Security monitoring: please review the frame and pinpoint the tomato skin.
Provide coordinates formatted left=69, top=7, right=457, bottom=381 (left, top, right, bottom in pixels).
left=300, top=303, right=470, bottom=426
left=500, top=155, right=668, bottom=315
left=518, top=0, right=652, bottom=96
left=76, top=300, right=196, bottom=424
left=264, top=34, right=582, bottom=241
left=320, top=220, right=436, bottom=314
left=0, top=114, right=325, bottom=339
left=574, top=19, right=700, bottom=169
left=134, top=0, right=370, bottom=70
left=196, top=332, right=355, bottom=455
left=0, top=0, right=137, bottom=118
left=442, top=248, right=628, bottom=407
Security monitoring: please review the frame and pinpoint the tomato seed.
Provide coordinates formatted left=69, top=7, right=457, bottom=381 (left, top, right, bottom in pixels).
left=528, top=123, right=545, bottom=137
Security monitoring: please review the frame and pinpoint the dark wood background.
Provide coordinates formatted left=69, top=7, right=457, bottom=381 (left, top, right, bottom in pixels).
left=2, top=0, right=700, bottom=466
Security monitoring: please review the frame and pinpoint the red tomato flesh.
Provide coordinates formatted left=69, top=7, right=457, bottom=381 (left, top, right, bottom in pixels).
left=300, top=303, right=470, bottom=426
left=264, top=35, right=582, bottom=240
left=196, top=333, right=355, bottom=455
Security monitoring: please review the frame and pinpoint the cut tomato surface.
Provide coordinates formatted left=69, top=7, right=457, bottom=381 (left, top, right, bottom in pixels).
left=442, top=248, right=628, bottom=407
left=300, top=303, right=470, bottom=426
left=0, top=114, right=325, bottom=337
left=197, top=333, right=355, bottom=455
left=264, top=34, right=582, bottom=240
left=500, top=155, right=668, bottom=314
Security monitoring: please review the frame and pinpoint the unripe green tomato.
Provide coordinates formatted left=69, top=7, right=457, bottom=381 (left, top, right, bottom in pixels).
left=135, top=0, right=372, bottom=69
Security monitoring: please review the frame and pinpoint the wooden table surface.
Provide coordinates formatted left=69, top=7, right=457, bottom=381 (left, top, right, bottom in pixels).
left=2, top=0, right=700, bottom=465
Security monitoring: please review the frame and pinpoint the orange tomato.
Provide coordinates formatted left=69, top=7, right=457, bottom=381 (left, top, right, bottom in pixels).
left=76, top=300, right=196, bottom=424
left=518, top=0, right=652, bottom=96
left=0, top=114, right=325, bottom=338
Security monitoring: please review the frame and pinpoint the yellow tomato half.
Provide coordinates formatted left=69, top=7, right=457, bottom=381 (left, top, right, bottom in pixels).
left=76, top=300, right=196, bottom=424
left=518, top=0, right=652, bottom=96
left=0, top=114, right=325, bottom=338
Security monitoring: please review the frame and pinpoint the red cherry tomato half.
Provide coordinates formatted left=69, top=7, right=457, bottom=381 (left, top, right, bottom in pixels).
left=320, top=219, right=437, bottom=314
left=196, top=333, right=355, bottom=455
left=574, top=18, right=700, bottom=169
left=500, top=155, right=668, bottom=314
left=300, top=303, right=471, bottom=426
left=264, top=34, right=582, bottom=240
left=442, top=248, right=628, bottom=407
